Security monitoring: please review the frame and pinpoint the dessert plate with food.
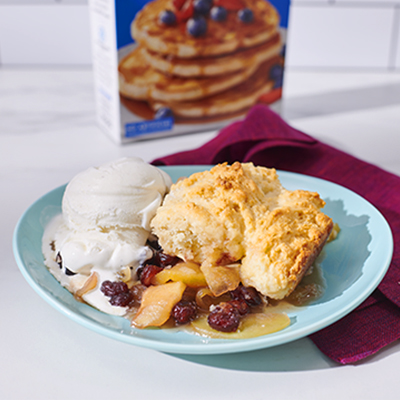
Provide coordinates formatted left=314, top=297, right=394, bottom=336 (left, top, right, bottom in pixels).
left=13, top=159, right=393, bottom=354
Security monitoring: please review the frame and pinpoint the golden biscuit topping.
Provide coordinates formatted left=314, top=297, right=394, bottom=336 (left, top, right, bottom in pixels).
left=151, top=162, right=333, bottom=300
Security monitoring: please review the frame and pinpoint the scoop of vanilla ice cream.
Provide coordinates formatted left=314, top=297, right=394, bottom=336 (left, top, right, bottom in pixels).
left=62, top=157, right=172, bottom=232
left=42, top=157, right=172, bottom=316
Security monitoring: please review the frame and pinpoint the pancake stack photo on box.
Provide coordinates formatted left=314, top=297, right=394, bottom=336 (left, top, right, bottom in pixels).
left=118, top=0, right=284, bottom=123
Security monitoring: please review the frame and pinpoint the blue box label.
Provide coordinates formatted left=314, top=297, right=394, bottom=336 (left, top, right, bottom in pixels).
left=125, top=118, right=174, bottom=138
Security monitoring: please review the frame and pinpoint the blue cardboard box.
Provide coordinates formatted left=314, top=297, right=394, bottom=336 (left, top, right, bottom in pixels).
left=89, top=0, right=291, bottom=143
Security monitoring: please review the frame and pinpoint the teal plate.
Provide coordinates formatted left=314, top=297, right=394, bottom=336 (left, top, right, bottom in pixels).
left=13, top=166, right=393, bottom=354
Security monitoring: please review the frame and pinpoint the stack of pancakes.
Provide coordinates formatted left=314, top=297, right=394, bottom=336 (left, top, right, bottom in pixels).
left=118, top=0, right=283, bottom=121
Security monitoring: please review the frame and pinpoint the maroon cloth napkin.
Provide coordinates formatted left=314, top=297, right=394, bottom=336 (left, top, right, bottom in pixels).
left=152, top=105, right=400, bottom=364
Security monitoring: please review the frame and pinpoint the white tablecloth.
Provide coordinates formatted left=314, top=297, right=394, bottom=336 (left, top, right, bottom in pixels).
left=1, top=67, right=400, bottom=400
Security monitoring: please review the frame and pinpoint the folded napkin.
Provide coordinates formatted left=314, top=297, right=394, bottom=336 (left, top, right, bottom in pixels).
left=153, top=105, right=400, bottom=364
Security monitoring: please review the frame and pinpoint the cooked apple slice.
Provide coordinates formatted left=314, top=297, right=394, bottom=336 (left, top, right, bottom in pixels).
left=151, top=261, right=207, bottom=288
left=195, top=287, right=231, bottom=311
left=191, top=312, right=291, bottom=339
left=200, top=264, right=241, bottom=297
left=74, top=272, right=98, bottom=301
left=132, top=281, right=186, bottom=328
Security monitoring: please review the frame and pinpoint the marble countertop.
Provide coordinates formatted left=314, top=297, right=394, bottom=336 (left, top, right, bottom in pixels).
left=1, top=67, right=400, bottom=400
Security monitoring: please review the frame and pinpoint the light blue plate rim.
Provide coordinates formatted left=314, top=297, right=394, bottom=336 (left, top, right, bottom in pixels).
left=13, top=166, right=393, bottom=354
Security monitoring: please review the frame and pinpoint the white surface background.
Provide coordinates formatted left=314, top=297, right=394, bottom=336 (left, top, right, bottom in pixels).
left=1, top=68, right=400, bottom=400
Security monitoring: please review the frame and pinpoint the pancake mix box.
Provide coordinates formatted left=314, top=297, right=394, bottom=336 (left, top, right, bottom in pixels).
left=89, top=0, right=291, bottom=143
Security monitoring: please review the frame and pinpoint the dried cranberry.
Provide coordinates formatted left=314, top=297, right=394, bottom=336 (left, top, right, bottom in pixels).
left=208, top=302, right=241, bottom=332
left=172, top=301, right=197, bottom=324
left=144, top=249, right=182, bottom=269
left=139, top=264, right=163, bottom=286
left=129, top=284, right=147, bottom=308
left=229, top=299, right=250, bottom=315
left=101, top=280, right=129, bottom=297
left=100, top=280, right=133, bottom=307
left=230, top=285, right=262, bottom=307
left=146, top=238, right=162, bottom=252
left=56, top=252, right=62, bottom=269
left=110, top=291, right=132, bottom=307
left=136, top=266, right=144, bottom=280
left=64, top=267, right=76, bottom=276
left=156, top=252, right=182, bottom=268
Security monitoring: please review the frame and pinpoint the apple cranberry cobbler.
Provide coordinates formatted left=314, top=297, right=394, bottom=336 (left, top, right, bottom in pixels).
left=43, top=160, right=335, bottom=339
left=141, top=162, right=333, bottom=336
left=108, top=162, right=332, bottom=336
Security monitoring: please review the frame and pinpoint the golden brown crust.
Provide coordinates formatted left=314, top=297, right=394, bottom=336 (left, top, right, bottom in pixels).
left=151, top=163, right=333, bottom=300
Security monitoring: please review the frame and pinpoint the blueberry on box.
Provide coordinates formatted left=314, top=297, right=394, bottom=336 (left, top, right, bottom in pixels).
left=194, top=0, right=212, bottom=16
left=238, top=8, right=254, bottom=23
left=187, top=16, right=208, bottom=37
left=273, top=77, right=284, bottom=89
left=159, top=10, right=177, bottom=26
left=155, top=107, right=174, bottom=119
left=210, top=6, right=227, bottom=22
left=269, top=64, right=283, bottom=81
